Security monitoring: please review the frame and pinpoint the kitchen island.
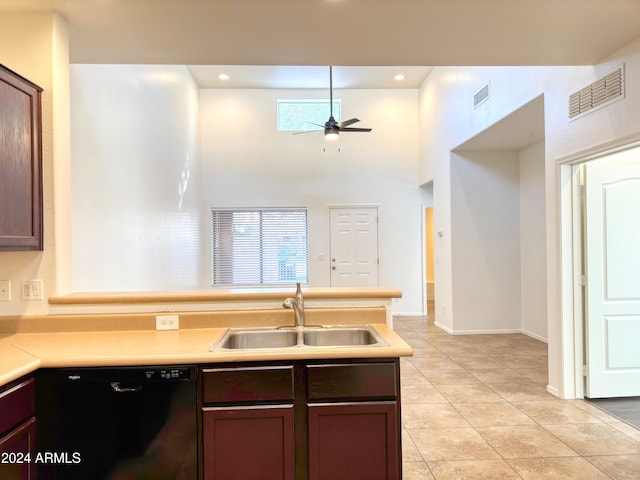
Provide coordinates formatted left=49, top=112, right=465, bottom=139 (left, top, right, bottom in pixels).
left=0, top=288, right=411, bottom=479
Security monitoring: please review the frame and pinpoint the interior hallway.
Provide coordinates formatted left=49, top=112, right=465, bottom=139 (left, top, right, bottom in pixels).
left=395, top=310, right=640, bottom=479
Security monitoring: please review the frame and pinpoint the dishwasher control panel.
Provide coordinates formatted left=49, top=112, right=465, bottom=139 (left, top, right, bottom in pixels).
left=60, top=365, right=196, bottom=383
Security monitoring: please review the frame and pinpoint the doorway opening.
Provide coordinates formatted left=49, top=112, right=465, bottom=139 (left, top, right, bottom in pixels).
left=425, top=206, right=435, bottom=317
left=563, top=143, right=640, bottom=399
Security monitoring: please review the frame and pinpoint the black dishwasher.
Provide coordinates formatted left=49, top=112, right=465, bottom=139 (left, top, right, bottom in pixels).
left=37, top=365, right=197, bottom=480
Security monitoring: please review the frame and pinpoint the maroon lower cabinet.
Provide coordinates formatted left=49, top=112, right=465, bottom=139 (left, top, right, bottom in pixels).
left=307, top=402, right=399, bottom=480
left=202, top=405, right=295, bottom=480
left=199, top=359, right=402, bottom=480
left=0, top=417, right=36, bottom=480
left=0, top=376, right=36, bottom=480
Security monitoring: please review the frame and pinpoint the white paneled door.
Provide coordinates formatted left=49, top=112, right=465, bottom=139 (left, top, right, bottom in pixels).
left=585, top=154, right=640, bottom=398
left=329, top=207, right=379, bottom=287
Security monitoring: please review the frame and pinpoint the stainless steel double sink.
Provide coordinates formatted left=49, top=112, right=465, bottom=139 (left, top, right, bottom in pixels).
left=210, top=325, right=388, bottom=351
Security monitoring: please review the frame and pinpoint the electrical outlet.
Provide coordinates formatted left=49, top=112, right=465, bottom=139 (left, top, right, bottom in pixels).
left=156, top=315, right=179, bottom=330
left=0, top=280, right=10, bottom=301
left=22, top=280, right=43, bottom=301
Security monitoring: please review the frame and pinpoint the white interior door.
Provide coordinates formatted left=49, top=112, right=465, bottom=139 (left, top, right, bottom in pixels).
left=329, top=207, right=379, bottom=287
left=585, top=155, right=640, bottom=398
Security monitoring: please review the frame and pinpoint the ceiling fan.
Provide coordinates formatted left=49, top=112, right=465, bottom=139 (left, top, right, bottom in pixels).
left=294, top=66, right=372, bottom=140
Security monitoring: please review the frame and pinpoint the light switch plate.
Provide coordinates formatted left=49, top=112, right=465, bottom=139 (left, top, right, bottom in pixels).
left=22, top=280, right=43, bottom=301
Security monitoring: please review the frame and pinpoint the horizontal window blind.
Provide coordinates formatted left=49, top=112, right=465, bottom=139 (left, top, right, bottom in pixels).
left=211, top=208, right=308, bottom=286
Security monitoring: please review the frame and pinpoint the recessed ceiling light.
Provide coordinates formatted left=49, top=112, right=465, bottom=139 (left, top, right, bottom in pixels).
left=394, top=74, right=405, bottom=81
left=218, top=73, right=229, bottom=80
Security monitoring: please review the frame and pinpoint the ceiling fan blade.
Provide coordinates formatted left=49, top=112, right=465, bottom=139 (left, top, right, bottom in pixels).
left=337, top=118, right=360, bottom=128
left=292, top=130, right=322, bottom=135
left=304, top=121, right=325, bottom=128
left=340, top=127, right=372, bottom=133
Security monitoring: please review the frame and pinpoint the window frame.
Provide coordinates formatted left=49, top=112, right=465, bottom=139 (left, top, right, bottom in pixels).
left=211, top=207, right=309, bottom=287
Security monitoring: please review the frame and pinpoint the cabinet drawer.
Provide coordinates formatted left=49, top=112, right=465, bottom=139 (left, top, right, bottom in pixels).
left=202, top=366, right=295, bottom=403
left=0, top=378, right=35, bottom=435
left=307, top=363, right=397, bottom=401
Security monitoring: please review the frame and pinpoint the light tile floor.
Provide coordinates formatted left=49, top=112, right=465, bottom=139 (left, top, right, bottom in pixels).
left=396, top=314, right=640, bottom=480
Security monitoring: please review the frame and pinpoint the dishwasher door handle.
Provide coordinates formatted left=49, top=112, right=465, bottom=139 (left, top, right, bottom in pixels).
left=110, top=382, right=142, bottom=393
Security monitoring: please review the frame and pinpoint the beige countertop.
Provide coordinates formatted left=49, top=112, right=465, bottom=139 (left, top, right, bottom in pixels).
left=0, top=341, right=40, bottom=386
left=0, top=323, right=412, bottom=387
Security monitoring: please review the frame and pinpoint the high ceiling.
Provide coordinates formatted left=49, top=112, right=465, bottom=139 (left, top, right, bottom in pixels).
left=2, top=0, right=640, bottom=88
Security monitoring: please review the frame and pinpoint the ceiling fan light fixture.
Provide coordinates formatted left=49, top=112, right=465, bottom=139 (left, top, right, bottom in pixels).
left=324, top=126, right=339, bottom=140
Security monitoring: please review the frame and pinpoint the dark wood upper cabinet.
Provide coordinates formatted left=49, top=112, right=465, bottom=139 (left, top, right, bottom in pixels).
left=0, top=64, right=43, bottom=251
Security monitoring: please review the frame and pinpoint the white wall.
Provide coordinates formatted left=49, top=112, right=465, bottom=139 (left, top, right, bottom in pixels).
left=419, top=36, right=640, bottom=397
left=0, top=12, right=70, bottom=316
left=438, top=144, right=547, bottom=339
left=199, top=88, right=424, bottom=313
left=519, top=142, right=547, bottom=341
left=70, top=65, right=202, bottom=291
left=449, top=150, right=522, bottom=333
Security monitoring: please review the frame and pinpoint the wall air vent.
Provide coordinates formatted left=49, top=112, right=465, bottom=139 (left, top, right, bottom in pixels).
left=569, top=65, right=624, bottom=120
left=473, top=83, right=490, bottom=108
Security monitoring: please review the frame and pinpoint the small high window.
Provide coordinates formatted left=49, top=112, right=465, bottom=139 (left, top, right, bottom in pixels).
left=277, top=99, right=341, bottom=131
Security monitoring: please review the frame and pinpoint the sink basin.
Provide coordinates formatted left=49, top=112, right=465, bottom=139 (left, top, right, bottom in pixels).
left=217, top=329, right=299, bottom=349
left=210, top=325, right=387, bottom=351
left=303, top=327, right=383, bottom=347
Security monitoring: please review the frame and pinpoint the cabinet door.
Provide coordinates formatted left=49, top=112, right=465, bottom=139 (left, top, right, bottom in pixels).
left=308, top=402, right=399, bottom=480
left=0, top=64, right=43, bottom=251
left=0, top=418, right=36, bottom=480
left=202, top=405, right=295, bottom=480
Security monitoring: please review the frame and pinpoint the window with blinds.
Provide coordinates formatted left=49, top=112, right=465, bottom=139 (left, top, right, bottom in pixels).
left=211, top=208, right=308, bottom=286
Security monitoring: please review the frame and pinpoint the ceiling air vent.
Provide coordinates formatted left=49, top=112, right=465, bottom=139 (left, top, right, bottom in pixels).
left=569, top=65, right=624, bottom=120
left=473, top=83, right=490, bottom=108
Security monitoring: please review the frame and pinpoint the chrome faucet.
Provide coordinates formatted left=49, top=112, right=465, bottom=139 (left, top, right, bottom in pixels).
left=282, top=282, right=305, bottom=327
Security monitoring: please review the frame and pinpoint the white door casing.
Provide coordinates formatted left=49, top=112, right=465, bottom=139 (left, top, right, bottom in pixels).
left=585, top=158, right=640, bottom=398
left=329, top=207, right=379, bottom=287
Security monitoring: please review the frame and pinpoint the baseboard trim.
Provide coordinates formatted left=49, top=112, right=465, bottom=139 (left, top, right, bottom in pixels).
left=434, top=322, right=524, bottom=335
left=415, top=318, right=550, bottom=341
left=521, top=329, right=549, bottom=343
left=546, top=384, right=561, bottom=398
left=434, top=321, right=453, bottom=334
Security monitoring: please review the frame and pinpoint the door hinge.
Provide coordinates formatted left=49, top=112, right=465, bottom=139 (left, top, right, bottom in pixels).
left=580, top=274, right=587, bottom=286
left=578, top=185, right=586, bottom=196
left=582, top=365, right=589, bottom=376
